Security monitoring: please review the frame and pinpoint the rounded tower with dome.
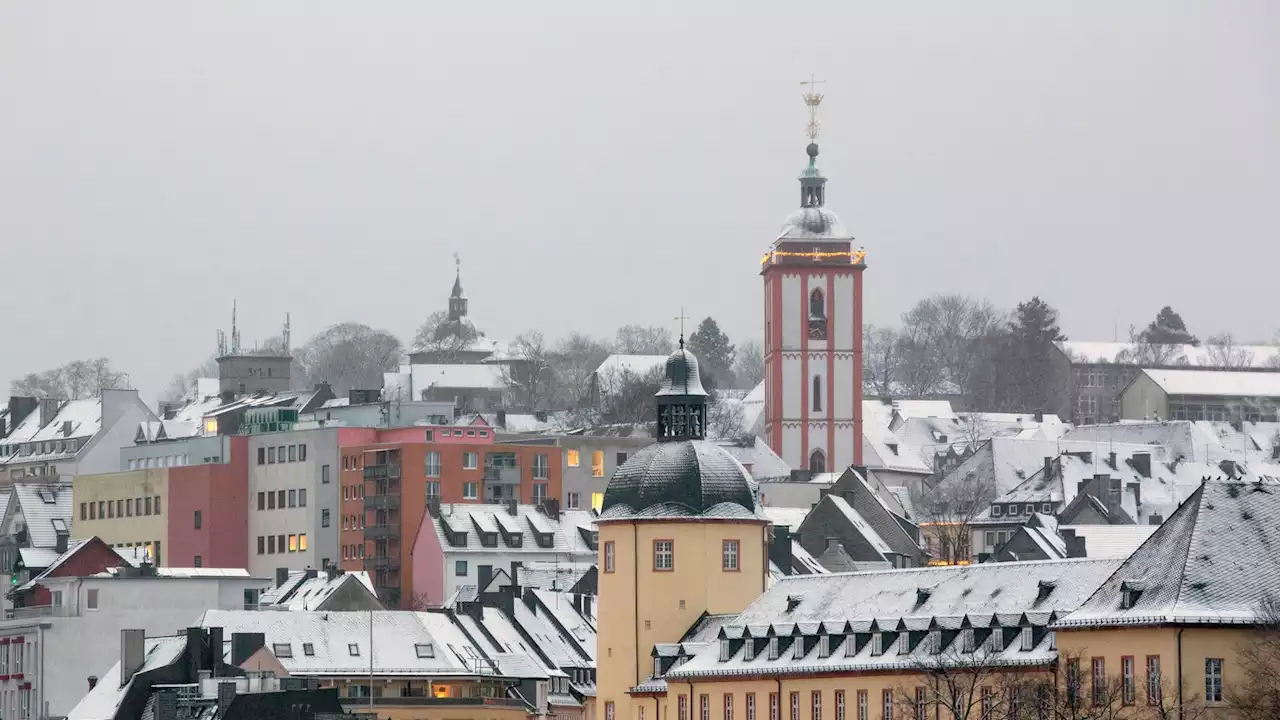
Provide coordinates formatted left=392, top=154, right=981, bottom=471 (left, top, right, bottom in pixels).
left=596, top=343, right=769, bottom=719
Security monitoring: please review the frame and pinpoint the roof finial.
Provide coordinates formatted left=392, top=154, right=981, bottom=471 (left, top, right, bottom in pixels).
left=801, top=75, right=826, bottom=144
left=674, top=307, right=690, bottom=350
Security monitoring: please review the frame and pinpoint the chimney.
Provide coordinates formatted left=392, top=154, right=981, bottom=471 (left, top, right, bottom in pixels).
left=505, top=498, right=518, bottom=516
left=216, top=681, right=237, bottom=718
left=478, top=565, right=493, bottom=593
left=1061, top=529, right=1087, bottom=558
left=1131, top=452, right=1151, bottom=478
left=1149, top=513, right=1164, bottom=526
left=5, top=397, right=37, bottom=438
left=275, top=567, right=289, bottom=588
left=510, top=561, right=523, bottom=594
left=1043, top=457, right=1053, bottom=480
left=120, top=629, right=146, bottom=686
left=1034, top=410, right=1044, bottom=423
left=541, top=497, right=560, bottom=521
left=231, top=633, right=265, bottom=666
left=1108, top=452, right=1117, bottom=470
left=186, top=627, right=205, bottom=677
left=54, top=530, right=69, bottom=554
left=769, top=526, right=792, bottom=576
left=87, top=675, right=98, bottom=691
left=38, top=398, right=61, bottom=429
left=497, top=410, right=507, bottom=429
left=304, top=568, right=318, bottom=581
left=155, top=691, right=179, bottom=720
left=207, top=627, right=223, bottom=676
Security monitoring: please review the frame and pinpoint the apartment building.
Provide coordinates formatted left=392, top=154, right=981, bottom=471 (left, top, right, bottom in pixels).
left=246, top=426, right=341, bottom=578
left=0, top=390, right=157, bottom=482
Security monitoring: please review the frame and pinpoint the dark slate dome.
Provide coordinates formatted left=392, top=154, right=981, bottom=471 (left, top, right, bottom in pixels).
left=599, top=440, right=758, bottom=520
left=656, top=349, right=707, bottom=398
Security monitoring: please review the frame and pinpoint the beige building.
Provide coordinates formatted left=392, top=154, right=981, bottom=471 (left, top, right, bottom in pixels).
left=72, top=469, right=169, bottom=562
left=1120, top=368, right=1280, bottom=422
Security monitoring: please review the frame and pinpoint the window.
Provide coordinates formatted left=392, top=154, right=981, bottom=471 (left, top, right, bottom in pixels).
left=770, top=694, right=779, bottom=720
left=79, top=503, right=86, bottom=521
left=1205, top=658, right=1223, bottom=703
left=790, top=692, right=799, bottom=720
left=811, top=691, right=821, bottom=720
left=463, top=452, right=478, bottom=470
left=654, top=540, right=674, bottom=571
left=834, top=691, right=844, bottom=720
left=299, top=533, right=307, bottom=551
left=679, top=696, right=688, bottom=720
left=604, top=541, right=616, bottom=573
left=533, top=453, right=549, bottom=480
left=273, top=643, right=293, bottom=658
left=126, top=498, right=133, bottom=516
left=257, top=536, right=265, bottom=555
left=1025, top=503, right=1035, bottom=515
left=322, top=509, right=330, bottom=527
left=455, top=560, right=468, bottom=577
left=813, top=375, right=822, bottom=412
left=702, top=695, right=710, bottom=720
left=154, top=496, right=161, bottom=514
left=881, top=690, right=893, bottom=720
left=748, top=693, right=757, bottom=720
left=268, top=492, right=276, bottom=510
left=288, top=489, right=297, bottom=507
left=1146, top=655, right=1162, bottom=705
left=257, top=447, right=266, bottom=465
left=768, top=637, right=779, bottom=660
left=257, top=492, right=265, bottom=510
left=87, top=588, right=99, bottom=609
left=913, top=688, right=925, bottom=720
left=193, top=555, right=203, bottom=568
left=723, top=539, right=740, bottom=571
left=567, top=449, right=580, bottom=467
left=277, top=490, right=285, bottom=508
left=1092, top=657, right=1106, bottom=706
left=194, top=510, right=202, bottom=529
left=303, top=643, right=314, bottom=656
left=810, top=288, right=825, bottom=318
left=591, top=450, right=604, bottom=477
left=1122, top=655, right=1135, bottom=705
left=299, top=444, right=307, bottom=461
left=321, top=464, right=330, bottom=484
left=856, top=691, right=867, bottom=720
left=288, top=534, right=298, bottom=552
left=726, top=694, right=734, bottom=720
left=533, top=483, right=548, bottom=504
left=809, top=449, right=826, bottom=475
left=567, top=492, right=580, bottom=510
left=299, top=488, right=306, bottom=507
left=268, top=446, right=276, bottom=463
left=1020, top=626, right=1033, bottom=650
left=617, top=451, right=628, bottom=466
left=425, top=451, right=441, bottom=477
left=793, top=636, right=805, bottom=659
left=288, top=445, right=297, bottom=462
left=348, top=643, right=360, bottom=656
left=268, top=535, right=276, bottom=554
left=144, top=497, right=152, bottom=515
left=463, top=482, right=478, bottom=500
left=426, top=481, right=441, bottom=498
left=871, top=633, right=883, bottom=655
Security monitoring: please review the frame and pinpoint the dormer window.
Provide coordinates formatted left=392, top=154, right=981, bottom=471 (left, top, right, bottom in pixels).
left=792, top=637, right=805, bottom=659
left=768, top=638, right=779, bottom=660
left=743, top=639, right=756, bottom=662
left=845, top=635, right=858, bottom=657
left=719, top=639, right=732, bottom=662
left=818, top=635, right=830, bottom=658
left=1009, top=505, right=1020, bottom=517
left=1020, top=627, right=1033, bottom=651
left=885, top=443, right=899, bottom=456
left=961, top=628, right=975, bottom=653
left=871, top=634, right=883, bottom=656
left=654, top=657, right=663, bottom=677
left=1025, top=504, right=1035, bottom=515
left=928, top=630, right=941, bottom=654
left=992, top=505, right=1003, bottom=517
left=1121, top=580, right=1145, bottom=609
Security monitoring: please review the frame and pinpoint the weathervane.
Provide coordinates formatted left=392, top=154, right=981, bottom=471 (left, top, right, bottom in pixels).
left=454, top=251, right=460, bottom=271
left=674, top=307, right=690, bottom=349
left=800, top=75, right=826, bottom=142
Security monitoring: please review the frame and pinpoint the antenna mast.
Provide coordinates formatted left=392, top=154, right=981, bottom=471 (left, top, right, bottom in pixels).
left=231, top=300, right=242, bottom=355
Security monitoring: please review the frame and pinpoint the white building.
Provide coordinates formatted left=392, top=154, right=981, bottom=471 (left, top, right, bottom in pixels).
left=246, top=427, right=341, bottom=578
left=0, top=390, right=157, bottom=482
left=0, top=539, right=266, bottom=719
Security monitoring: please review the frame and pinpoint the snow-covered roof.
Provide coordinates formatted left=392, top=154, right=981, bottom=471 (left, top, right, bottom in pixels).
left=517, top=562, right=594, bottom=592
left=9, top=482, right=74, bottom=548
left=68, top=636, right=188, bottom=720
left=718, top=438, right=791, bottom=482
left=669, top=557, right=1121, bottom=679
left=825, top=496, right=892, bottom=556
left=1059, top=480, right=1280, bottom=628
left=408, top=364, right=506, bottom=391
left=433, top=505, right=598, bottom=556
left=256, top=569, right=380, bottom=610
left=197, top=609, right=514, bottom=677
left=1061, top=524, right=1159, bottom=560
left=0, top=398, right=111, bottom=466
left=1139, top=368, right=1280, bottom=398
left=93, top=567, right=253, bottom=579
left=761, top=507, right=810, bottom=532
left=739, top=381, right=766, bottom=436
left=1060, top=340, right=1280, bottom=368
left=593, top=354, right=668, bottom=393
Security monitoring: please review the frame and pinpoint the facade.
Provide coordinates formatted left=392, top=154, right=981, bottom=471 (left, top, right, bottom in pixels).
left=761, top=121, right=866, bottom=475
left=0, top=538, right=266, bottom=718
left=503, top=435, right=654, bottom=513
left=336, top=427, right=562, bottom=608
left=246, top=427, right=341, bottom=578
left=1120, top=368, right=1280, bottom=422
left=74, top=435, right=251, bottom=568
left=0, top=390, right=158, bottom=482
left=413, top=502, right=598, bottom=607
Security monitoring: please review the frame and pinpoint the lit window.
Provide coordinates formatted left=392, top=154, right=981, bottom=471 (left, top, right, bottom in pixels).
left=654, top=540, right=674, bottom=571
left=591, top=492, right=604, bottom=512
left=299, top=534, right=307, bottom=551
left=591, top=450, right=604, bottom=477
left=204, top=418, right=218, bottom=434
left=288, top=534, right=298, bottom=552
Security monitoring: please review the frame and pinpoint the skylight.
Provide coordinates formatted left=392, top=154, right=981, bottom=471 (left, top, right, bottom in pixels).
left=415, top=643, right=435, bottom=658
left=348, top=643, right=360, bottom=656
left=303, top=643, right=315, bottom=656
left=273, top=643, right=293, bottom=658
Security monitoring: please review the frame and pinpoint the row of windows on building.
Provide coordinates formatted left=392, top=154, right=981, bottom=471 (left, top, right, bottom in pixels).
left=564, top=491, right=604, bottom=512
left=990, top=502, right=1054, bottom=518
left=602, top=539, right=740, bottom=573
left=126, top=454, right=191, bottom=470
left=8, top=465, right=55, bottom=480
left=0, top=437, right=81, bottom=457
left=0, top=639, right=34, bottom=720
left=107, top=540, right=161, bottom=566
left=257, top=443, right=308, bottom=465
left=1068, top=655, right=1225, bottom=707
left=423, top=427, right=492, bottom=442
left=342, top=544, right=365, bottom=560
left=565, top=449, right=623, bottom=478
left=255, top=533, right=308, bottom=555
left=81, top=496, right=162, bottom=521
left=1169, top=400, right=1280, bottom=423
left=341, top=514, right=365, bottom=531
left=256, top=488, right=308, bottom=510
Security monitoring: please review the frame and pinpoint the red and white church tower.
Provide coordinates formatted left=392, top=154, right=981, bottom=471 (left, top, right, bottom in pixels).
left=761, top=82, right=866, bottom=474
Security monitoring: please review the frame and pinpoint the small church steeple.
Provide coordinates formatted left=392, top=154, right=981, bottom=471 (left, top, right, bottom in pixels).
left=448, top=253, right=468, bottom=321
left=655, top=341, right=709, bottom=441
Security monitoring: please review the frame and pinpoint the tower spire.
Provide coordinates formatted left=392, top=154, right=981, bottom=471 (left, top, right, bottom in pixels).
left=674, top=307, right=690, bottom=350
left=798, top=76, right=828, bottom=208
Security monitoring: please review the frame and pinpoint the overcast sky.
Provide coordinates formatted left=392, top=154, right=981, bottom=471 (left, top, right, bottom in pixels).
left=1, top=2, right=1277, bottom=399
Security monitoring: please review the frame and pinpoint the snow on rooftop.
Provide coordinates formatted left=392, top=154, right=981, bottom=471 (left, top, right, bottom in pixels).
left=409, top=364, right=506, bottom=391
left=1141, top=368, right=1280, bottom=398
left=1060, top=340, right=1280, bottom=368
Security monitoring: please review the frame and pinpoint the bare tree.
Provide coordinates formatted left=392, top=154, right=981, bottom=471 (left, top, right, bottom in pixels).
left=501, top=331, right=554, bottom=412
left=11, top=357, right=130, bottom=400
left=902, top=295, right=1005, bottom=398
left=600, top=367, right=664, bottom=425
left=911, top=467, right=997, bottom=564
left=864, top=325, right=903, bottom=397
left=706, top=395, right=747, bottom=441
left=160, top=355, right=221, bottom=402
left=1232, top=595, right=1280, bottom=719
left=411, top=310, right=474, bottom=362
left=1115, top=325, right=1188, bottom=366
left=733, top=339, right=765, bottom=389
left=612, top=324, right=674, bottom=355
left=548, top=333, right=611, bottom=410
left=1202, top=332, right=1255, bottom=368
left=296, top=322, right=404, bottom=396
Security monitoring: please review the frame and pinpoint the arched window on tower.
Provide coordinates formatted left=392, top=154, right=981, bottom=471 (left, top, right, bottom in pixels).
left=813, top=375, right=823, bottom=412
left=809, top=288, right=825, bottom=319
left=809, top=449, right=826, bottom=475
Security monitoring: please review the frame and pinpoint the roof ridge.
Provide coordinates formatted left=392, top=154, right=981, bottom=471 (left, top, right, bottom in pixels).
left=775, top=556, right=1116, bottom=582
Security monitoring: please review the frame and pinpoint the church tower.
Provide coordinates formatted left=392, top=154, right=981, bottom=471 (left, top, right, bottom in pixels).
left=761, top=82, right=866, bottom=474
left=596, top=344, right=767, bottom=720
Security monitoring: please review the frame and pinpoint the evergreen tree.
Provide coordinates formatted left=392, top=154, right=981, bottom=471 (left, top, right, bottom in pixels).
left=1138, top=306, right=1199, bottom=345
left=686, top=316, right=735, bottom=393
left=982, top=297, right=1066, bottom=412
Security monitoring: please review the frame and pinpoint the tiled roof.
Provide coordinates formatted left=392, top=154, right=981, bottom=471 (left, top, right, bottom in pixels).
left=517, top=562, right=593, bottom=592
left=1059, top=480, right=1280, bottom=628
left=434, top=505, right=598, bottom=556
left=68, top=636, right=188, bottom=720
left=821, top=469, right=921, bottom=560
left=1061, top=524, right=1159, bottom=559
left=600, top=440, right=760, bottom=521
left=9, top=482, right=74, bottom=548
left=256, top=569, right=381, bottom=610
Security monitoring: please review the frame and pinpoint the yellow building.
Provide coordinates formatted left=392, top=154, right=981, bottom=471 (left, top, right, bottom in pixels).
left=72, top=469, right=169, bottom=562
left=598, top=346, right=1280, bottom=719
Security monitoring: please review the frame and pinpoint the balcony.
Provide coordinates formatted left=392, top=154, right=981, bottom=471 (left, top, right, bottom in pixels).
left=363, top=465, right=402, bottom=481
left=365, top=494, right=401, bottom=510
left=482, top=466, right=521, bottom=484
left=370, top=555, right=401, bottom=571
left=4, top=604, right=76, bottom=620
left=364, top=524, right=399, bottom=540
